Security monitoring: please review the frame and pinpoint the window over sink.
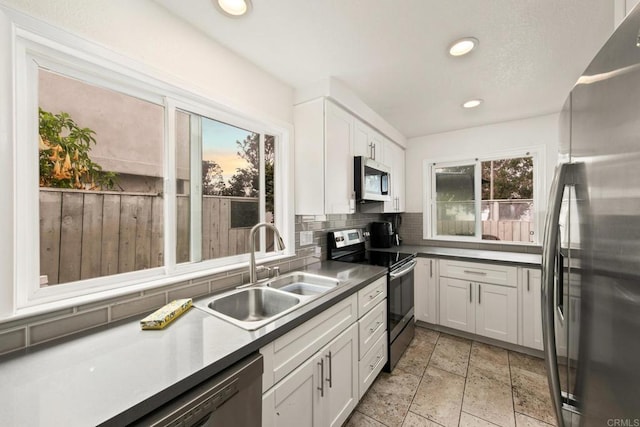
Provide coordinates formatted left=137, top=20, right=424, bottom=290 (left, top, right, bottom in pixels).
left=424, top=150, right=542, bottom=244
left=9, top=22, right=292, bottom=311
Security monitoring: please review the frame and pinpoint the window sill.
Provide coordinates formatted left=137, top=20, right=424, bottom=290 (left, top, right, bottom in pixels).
left=4, top=252, right=296, bottom=325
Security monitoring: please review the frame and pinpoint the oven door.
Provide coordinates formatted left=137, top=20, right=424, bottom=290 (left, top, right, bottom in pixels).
left=388, top=259, right=416, bottom=341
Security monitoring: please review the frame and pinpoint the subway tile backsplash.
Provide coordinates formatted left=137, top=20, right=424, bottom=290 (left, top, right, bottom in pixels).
left=0, top=212, right=384, bottom=356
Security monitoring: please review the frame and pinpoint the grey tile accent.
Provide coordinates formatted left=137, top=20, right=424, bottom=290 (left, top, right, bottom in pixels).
left=78, top=293, right=142, bottom=312
left=210, top=273, right=243, bottom=292
left=111, top=293, right=167, bottom=322
left=142, top=281, right=190, bottom=296
left=0, top=328, right=27, bottom=355
left=0, top=308, right=74, bottom=331
left=29, top=309, right=109, bottom=345
left=167, top=280, right=210, bottom=301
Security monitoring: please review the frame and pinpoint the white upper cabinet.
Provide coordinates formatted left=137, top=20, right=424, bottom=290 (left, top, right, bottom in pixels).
left=383, top=140, right=406, bottom=213
left=353, top=120, right=384, bottom=164
left=294, top=97, right=404, bottom=215
left=294, top=99, right=355, bottom=215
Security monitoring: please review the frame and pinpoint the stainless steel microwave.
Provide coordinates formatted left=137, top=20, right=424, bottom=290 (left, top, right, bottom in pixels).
left=354, top=156, right=391, bottom=202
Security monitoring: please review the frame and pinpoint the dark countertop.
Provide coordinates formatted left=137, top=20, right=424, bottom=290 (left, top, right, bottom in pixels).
left=0, top=261, right=386, bottom=427
left=373, top=244, right=542, bottom=267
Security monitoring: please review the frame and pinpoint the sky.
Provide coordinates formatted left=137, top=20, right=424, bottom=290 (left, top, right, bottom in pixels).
left=202, top=117, right=253, bottom=182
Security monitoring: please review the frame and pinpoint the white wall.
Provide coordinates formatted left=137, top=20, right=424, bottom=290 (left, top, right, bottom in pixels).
left=0, top=0, right=294, bottom=125
left=404, top=113, right=560, bottom=213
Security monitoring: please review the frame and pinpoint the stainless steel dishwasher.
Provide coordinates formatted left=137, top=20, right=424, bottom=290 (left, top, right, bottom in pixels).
left=132, top=353, right=263, bottom=427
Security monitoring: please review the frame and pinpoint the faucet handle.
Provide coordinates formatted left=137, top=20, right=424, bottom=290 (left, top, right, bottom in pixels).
left=272, top=266, right=280, bottom=278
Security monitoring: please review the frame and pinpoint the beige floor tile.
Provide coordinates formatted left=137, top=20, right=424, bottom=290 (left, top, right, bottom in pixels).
left=515, top=412, right=556, bottom=427
left=511, top=366, right=556, bottom=425
left=345, top=410, right=387, bottom=427
left=508, top=351, right=546, bottom=376
left=396, top=333, right=436, bottom=377
left=429, top=333, right=472, bottom=377
left=403, top=411, right=445, bottom=427
left=410, top=366, right=465, bottom=427
left=415, top=326, right=440, bottom=345
left=462, top=366, right=515, bottom=427
left=357, top=368, right=421, bottom=427
left=469, top=342, right=510, bottom=384
left=459, top=412, right=502, bottom=427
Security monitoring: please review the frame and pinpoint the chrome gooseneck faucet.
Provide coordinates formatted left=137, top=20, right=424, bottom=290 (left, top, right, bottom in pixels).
left=248, top=222, right=285, bottom=284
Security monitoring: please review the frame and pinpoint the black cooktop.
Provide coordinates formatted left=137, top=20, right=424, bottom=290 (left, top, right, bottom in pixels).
left=333, top=249, right=414, bottom=270
left=366, top=250, right=415, bottom=269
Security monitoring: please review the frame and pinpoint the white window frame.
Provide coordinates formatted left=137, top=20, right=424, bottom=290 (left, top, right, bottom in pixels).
left=3, top=12, right=294, bottom=315
left=423, top=147, right=545, bottom=245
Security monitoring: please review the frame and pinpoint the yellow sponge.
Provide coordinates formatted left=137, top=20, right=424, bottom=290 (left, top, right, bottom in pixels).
left=140, top=298, right=192, bottom=330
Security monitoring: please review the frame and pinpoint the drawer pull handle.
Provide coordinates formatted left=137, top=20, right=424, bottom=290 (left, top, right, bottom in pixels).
left=317, top=359, right=324, bottom=397
left=464, top=270, right=487, bottom=275
left=369, top=289, right=382, bottom=300
left=369, top=321, right=381, bottom=334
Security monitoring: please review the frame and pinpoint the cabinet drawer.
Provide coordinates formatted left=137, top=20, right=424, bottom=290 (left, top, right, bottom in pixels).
left=439, top=260, right=517, bottom=287
left=261, top=294, right=358, bottom=391
left=357, top=277, right=387, bottom=317
left=358, top=299, right=386, bottom=359
left=358, top=333, right=387, bottom=400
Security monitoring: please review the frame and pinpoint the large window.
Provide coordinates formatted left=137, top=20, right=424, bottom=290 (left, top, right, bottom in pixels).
left=12, top=28, right=291, bottom=309
left=175, top=110, right=277, bottom=264
left=425, top=151, right=540, bottom=244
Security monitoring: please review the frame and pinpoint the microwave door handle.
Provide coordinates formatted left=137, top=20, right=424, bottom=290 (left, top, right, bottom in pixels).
left=542, top=162, right=574, bottom=427
left=389, top=259, right=417, bottom=279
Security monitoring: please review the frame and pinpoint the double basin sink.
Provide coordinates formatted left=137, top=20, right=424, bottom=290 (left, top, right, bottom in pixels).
left=196, top=272, right=340, bottom=330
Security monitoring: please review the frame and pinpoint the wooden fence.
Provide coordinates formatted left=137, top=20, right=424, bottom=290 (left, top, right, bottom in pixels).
left=436, top=220, right=534, bottom=242
left=40, top=188, right=262, bottom=285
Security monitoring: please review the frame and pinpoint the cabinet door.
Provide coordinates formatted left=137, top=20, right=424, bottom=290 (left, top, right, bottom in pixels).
left=415, top=258, right=438, bottom=324
left=521, top=268, right=543, bottom=350
left=324, top=323, right=358, bottom=427
left=383, top=140, right=405, bottom=213
left=353, top=120, right=371, bottom=159
left=394, top=143, right=405, bottom=212
left=262, top=352, right=323, bottom=427
left=439, top=277, right=475, bottom=333
left=324, top=101, right=354, bottom=214
left=475, top=282, right=518, bottom=344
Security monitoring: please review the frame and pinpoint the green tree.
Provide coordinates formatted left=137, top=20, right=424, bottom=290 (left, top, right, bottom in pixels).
left=202, top=160, right=225, bottom=195
left=221, top=133, right=275, bottom=213
left=481, top=157, right=533, bottom=200
left=39, top=108, right=117, bottom=190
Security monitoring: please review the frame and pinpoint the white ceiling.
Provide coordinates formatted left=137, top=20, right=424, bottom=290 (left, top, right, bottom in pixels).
left=154, top=0, right=614, bottom=138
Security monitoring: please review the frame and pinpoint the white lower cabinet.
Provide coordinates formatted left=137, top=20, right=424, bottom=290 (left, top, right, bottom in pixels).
left=414, top=257, right=438, bottom=324
left=521, top=268, right=543, bottom=350
left=262, top=279, right=389, bottom=427
left=263, top=323, right=358, bottom=427
left=439, top=260, right=518, bottom=344
left=475, top=282, right=517, bottom=343
left=439, top=277, right=475, bottom=334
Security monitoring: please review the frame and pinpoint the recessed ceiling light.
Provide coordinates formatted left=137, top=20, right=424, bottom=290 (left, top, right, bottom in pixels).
left=449, top=37, right=479, bottom=56
left=462, top=99, right=483, bottom=109
left=214, top=0, right=252, bottom=17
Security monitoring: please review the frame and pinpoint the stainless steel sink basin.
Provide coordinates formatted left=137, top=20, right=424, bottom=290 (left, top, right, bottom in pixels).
left=266, top=272, right=339, bottom=292
left=205, top=287, right=301, bottom=330
left=197, top=272, right=341, bottom=330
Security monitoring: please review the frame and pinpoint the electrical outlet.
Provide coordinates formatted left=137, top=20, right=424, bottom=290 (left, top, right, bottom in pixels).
left=300, top=231, right=314, bottom=246
left=314, top=246, right=322, bottom=257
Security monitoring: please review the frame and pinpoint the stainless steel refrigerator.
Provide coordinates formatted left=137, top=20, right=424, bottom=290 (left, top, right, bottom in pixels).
left=542, top=7, right=640, bottom=427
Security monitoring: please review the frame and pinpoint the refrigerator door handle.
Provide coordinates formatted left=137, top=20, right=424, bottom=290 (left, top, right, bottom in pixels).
left=541, top=162, right=573, bottom=427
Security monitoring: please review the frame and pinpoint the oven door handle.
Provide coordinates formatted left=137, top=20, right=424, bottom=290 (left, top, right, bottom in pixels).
left=389, top=260, right=417, bottom=279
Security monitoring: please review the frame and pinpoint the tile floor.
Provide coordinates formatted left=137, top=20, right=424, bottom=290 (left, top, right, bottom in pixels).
left=346, top=327, right=557, bottom=427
